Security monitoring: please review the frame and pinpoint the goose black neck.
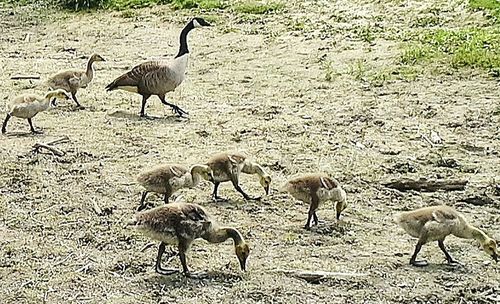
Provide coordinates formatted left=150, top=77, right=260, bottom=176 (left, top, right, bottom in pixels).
left=175, top=21, right=194, bottom=58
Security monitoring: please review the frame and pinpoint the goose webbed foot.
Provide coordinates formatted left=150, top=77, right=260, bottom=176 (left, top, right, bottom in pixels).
left=31, top=129, right=44, bottom=135
left=410, top=260, right=429, bottom=267
left=303, top=224, right=311, bottom=230
left=446, top=259, right=462, bottom=267
left=171, top=105, right=189, bottom=117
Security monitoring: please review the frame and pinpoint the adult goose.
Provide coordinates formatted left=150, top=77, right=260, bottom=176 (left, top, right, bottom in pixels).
left=105, top=17, right=211, bottom=117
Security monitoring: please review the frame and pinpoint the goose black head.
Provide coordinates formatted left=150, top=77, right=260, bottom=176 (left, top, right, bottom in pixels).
left=192, top=17, right=211, bottom=28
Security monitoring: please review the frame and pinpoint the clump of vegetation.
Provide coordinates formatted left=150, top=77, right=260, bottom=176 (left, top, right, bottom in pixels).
left=170, top=0, right=227, bottom=10
left=469, top=0, right=500, bottom=23
left=400, top=28, right=500, bottom=75
left=232, top=1, right=284, bottom=14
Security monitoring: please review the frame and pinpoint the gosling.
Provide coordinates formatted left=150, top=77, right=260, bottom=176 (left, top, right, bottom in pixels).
left=46, top=53, right=106, bottom=108
left=2, top=89, right=72, bottom=134
left=136, top=164, right=214, bottom=211
left=206, top=152, right=271, bottom=202
left=282, top=174, right=347, bottom=230
left=130, top=202, right=250, bottom=277
left=395, top=205, right=498, bottom=267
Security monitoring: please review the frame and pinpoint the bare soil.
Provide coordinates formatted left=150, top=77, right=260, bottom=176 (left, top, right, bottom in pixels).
left=1, top=1, right=499, bottom=303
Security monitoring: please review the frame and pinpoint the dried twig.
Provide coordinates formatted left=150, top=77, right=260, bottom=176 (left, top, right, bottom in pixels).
left=274, top=269, right=368, bottom=283
left=383, top=178, right=468, bottom=192
left=33, top=143, right=65, bottom=156
left=10, top=74, right=40, bottom=80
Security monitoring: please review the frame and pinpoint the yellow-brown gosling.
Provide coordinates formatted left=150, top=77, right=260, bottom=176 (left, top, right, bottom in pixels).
left=46, top=53, right=106, bottom=108
left=2, top=89, right=72, bottom=134
left=129, top=202, right=250, bottom=277
left=282, top=174, right=347, bottom=230
left=396, top=205, right=498, bottom=267
left=105, top=18, right=211, bottom=117
left=136, top=164, right=214, bottom=211
left=206, top=152, right=271, bottom=202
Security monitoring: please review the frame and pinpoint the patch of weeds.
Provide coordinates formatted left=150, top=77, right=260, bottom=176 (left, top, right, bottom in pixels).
left=324, top=61, right=340, bottom=82
left=400, top=28, right=500, bottom=76
left=232, top=1, right=284, bottom=14
left=347, top=59, right=368, bottom=81
left=469, top=0, right=500, bottom=23
left=355, top=25, right=375, bottom=44
left=119, top=9, right=136, bottom=17
left=171, top=0, right=227, bottom=10
left=411, top=14, right=441, bottom=27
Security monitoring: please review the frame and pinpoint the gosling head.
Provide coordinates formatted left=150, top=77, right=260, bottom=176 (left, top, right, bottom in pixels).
left=192, top=17, right=211, bottom=28
left=481, top=238, right=498, bottom=263
left=235, top=242, right=250, bottom=271
left=335, top=188, right=347, bottom=220
left=259, top=175, right=272, bottom=196
left=191, top=164, right=215, bottom=183
left=47, top=89, right=72, bottom=106
left=91, top=53, right=106, bottom=62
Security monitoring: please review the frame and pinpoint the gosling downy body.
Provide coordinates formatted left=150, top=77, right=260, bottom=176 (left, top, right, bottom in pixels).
left=282, top=174, right=347, bottom=230
left=206, top=152, right=271, bottom=202
left=46, top=54, right=105, bottom=108
left=2, top=89, right=72, bottom=134
left=395, top=205, right=498, bottom=267
left=130, top=202, right=250, bottom=277
left=105, top=17, right=210, bottom=118
left=136, top=164, right=214, bottom=211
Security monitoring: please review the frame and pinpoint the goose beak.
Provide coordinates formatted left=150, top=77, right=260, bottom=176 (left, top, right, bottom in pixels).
left=50, top=98, right=57, bottom=107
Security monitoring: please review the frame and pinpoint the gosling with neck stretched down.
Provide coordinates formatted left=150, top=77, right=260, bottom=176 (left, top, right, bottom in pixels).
left=136, top=164, right=214, bottom=211
left=105, top=17, right=211, bottom=117
left=396, top=205, right=498, bottom=267
left=2, top=89, right=72, bottom=134
left=130, top=202, right=250, bottom=277
left=206, top=152, right=272, bottom=202
left=46, top=53, right=105, bottom=108
left=282, top=174, right=347, bottom=230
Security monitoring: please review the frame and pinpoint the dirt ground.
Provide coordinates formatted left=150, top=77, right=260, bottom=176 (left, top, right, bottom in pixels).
left=1, top=0, right=499, bottom=303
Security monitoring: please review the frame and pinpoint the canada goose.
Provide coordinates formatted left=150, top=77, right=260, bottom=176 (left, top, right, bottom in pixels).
left=105, top=17, right=211, bottom=118
left=136, top=164, right=214, bottom=211
left=206, top=152, right=271, bottom=202
left=46, top=54, right=106, bottom=108
left=395, top=205, right=498, bottom=267
left=2, top=89, right=72, bottom=134
left=130, top=202, right=250, bottom=277
left=282, top=174, right=347, bottom=230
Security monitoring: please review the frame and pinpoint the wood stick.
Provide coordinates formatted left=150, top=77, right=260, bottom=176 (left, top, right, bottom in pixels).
left=10, top=74, right=40, bottom=80
left=33, top=143, right=65, bottom=156
left=274, top=269, right=368, bottom=283
left=383, top=178, right=468, bottom=192
left=45, top=136, right=70, bottom=146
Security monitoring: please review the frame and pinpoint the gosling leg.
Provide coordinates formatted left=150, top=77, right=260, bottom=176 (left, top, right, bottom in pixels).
left=71, top=92, right=83, bottom=108
left=28, top=118, right=42, bottom=134
left=137, top=191, right=149, bottom=211
left=2, top=114, right=11, bottom=134
left=155, top=242, right=179, bottom=275
left=409, top=241, right=428, bottom=267
left=211, top=182, right=228, bottom=202
left=438, top=240, right=460, bottom=265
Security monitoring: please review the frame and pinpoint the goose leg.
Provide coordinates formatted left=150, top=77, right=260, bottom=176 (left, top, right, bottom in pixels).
left=212, top=182, right=228, bottom=202
left=438, top=240, right=460, bottom=265
left=158, top=95, right=188, bottom=117
left=155, top=242, right=179, bottom=275
left=409, top=241, right=428, bottom=267
left=28, top=118, right=42, bottom=134
left=140, top=94, right=151, bottom=117
left=2, top=114, right=11, bottom=134
left=137, top=191, right=149, bottom=211
left=71, top=92, right=83, bottom=108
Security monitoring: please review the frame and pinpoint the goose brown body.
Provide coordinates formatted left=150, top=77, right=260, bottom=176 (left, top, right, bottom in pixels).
left=46, top=54, right=105, bottom=108
left=136, top=164, right=214, bottom=211
left=105, top=17, right=210, bottom=117
left=396, top=205, right=498, bottom=266
left=282, top=173, right=347, bottom=229
left=206, top=152, right=271, bottom=201
left=2, top=89, right=72, bottom=134
left=130, top=203, right=250, bottom=276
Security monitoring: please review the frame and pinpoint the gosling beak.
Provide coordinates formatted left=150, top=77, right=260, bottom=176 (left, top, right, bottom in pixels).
left=264, top=185, right=270, bottom=196
left=493, top=252, right=498, bottom=263
left=239, top=257, right=247, bottom=271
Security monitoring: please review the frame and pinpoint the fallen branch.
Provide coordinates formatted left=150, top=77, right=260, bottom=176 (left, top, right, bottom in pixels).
left=10, top=74, right=40, bottom=80
left=383, top=178, right=468, bottom=192
left=33, top=143, right=65, bottom=156
left=274, top=269, right=368, bottom=283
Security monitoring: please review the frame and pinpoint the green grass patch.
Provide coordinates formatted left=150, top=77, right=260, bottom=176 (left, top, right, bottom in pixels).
left=469, top=0, right=500, bottom=22
left=401, top=28, right=500, bottom=75
left=170, top=0, right=227, bottom=10
left=232, top=1, right=284, bottom=14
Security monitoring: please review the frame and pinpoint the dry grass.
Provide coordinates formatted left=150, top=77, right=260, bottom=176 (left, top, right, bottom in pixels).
left=1, top=0, right=500, bottom=303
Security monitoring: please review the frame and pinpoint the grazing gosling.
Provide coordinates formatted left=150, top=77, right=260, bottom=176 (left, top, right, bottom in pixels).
left=282, top=174, right=347, bottom=230
left=2, top=89, right=72, bottom=134
left=46, top=53, right=106, bottom=108
left=206, top=152, right=272, bottom=202
left=136, top=164, right=214, bottom=211
left=396, top=205, right=498, bottom=267
left=130, top=202, right=250, bottom=277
